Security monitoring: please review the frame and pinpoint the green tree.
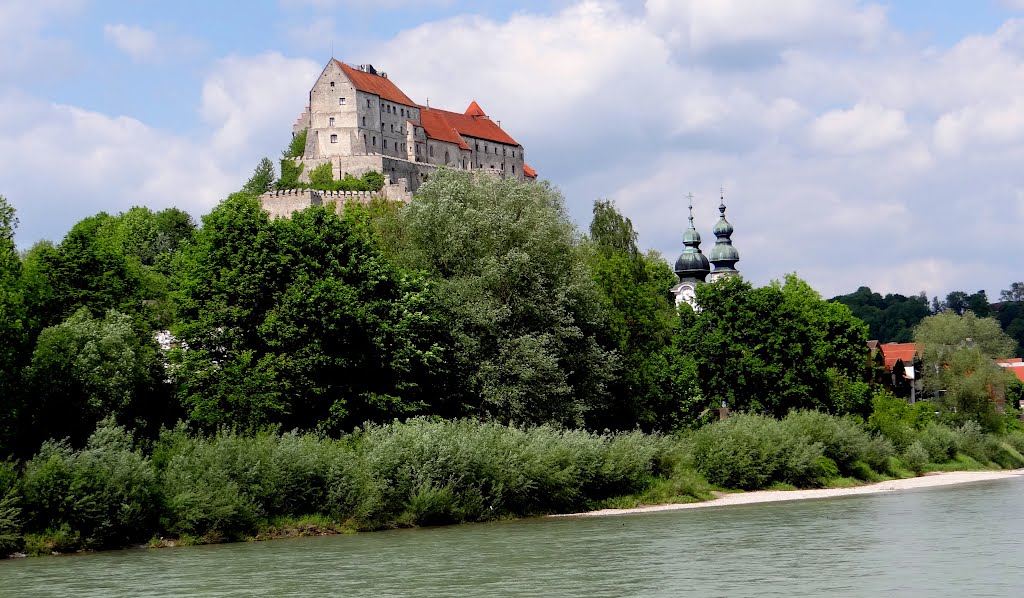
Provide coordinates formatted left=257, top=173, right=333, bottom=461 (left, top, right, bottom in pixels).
left=1000, top=282, right=1024, bottom=303
left=242, top=157, right=276, bottom=196
left=584, top=199, right=687, bottom=430
left=0, top=196, right=27, bottom=455
left=23, top=308, right=167, bottom=448
left=913, top=311, right=1017, bottom=430
left=830, top=286, right=929, bottom=343
left=283, top=128, right=307, bottom=159
left=382, top=170, right=617, bottom=426
left=171, top=194, right=444, bottom=433
left=308, top=162, right=334, bottom=189
left=678, top=274, right=869, bottom=417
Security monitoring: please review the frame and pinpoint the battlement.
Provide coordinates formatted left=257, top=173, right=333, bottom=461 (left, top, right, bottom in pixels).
left=260, top=175, right=412, bottom=219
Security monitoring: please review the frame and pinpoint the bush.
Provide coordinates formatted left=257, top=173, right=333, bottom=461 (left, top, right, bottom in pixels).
left=690, top=414, right=826, bottom=490
left=0, top=461, right=23, bottom=554
left=902, top=441, right=929, bottom=475
left=21, top=421, right=158, bottom=550
left=780, top=410, right=875, bottom=477
left=919, top=422, right=958, bottom=463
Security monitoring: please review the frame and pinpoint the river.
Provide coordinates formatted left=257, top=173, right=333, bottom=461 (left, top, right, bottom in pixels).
left=2, top=477, right=1022, bottom=597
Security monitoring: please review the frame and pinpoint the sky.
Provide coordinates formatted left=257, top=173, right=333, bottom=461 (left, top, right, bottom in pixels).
left=3, top=0, right=1024, bottom=301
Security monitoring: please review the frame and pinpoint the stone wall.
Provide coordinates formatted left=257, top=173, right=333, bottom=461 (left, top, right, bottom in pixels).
left=260, top=174, right=413, bottom=220
left=295, top=154, right=436, bottom=193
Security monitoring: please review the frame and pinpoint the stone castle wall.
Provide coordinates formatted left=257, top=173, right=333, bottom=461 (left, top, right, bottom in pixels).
left=295, top=154, right=437, bottom=193
left=260, top=185, right=410, bottom=220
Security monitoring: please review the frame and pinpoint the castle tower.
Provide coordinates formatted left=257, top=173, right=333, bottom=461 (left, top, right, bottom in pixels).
left=671, top=194, right=711, bottom=308
left=708, top=191, right=740, bottom=282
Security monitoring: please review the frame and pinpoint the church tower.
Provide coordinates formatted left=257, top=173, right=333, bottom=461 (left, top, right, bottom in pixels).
left=671, top=194, right=711, bottom=308
left=708, top=192, right=739, bottom=282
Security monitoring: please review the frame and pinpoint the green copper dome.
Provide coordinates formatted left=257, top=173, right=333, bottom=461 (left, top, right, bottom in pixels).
left=675, top=196, right=710, bottom=282
left=709, top=196, right=739, bottom=273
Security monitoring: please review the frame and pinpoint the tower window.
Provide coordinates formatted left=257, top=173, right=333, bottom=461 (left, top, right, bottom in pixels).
left=429, top=145, right=434, bottom=157
left=372, top=136, right=376, bottom=146
left=339, top=97, right=346, bottom=105
left=330, top=134, right=337, bottom=143
left=330, top=81, right=335, bottom=88
left=329, top=117, right=335, bottom=126
left=512, top=165, right=515, bottom=173
left=362, top=116, right=366, bottom=126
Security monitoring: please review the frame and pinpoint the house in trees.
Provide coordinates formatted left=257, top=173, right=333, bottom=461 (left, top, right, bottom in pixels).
left=877, top=342, right=923, bottom=403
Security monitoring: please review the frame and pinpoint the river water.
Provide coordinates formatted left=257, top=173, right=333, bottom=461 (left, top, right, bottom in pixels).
left=2, top=477, right=1022, bottom=597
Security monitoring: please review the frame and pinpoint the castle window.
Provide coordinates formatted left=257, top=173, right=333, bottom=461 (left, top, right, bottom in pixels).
left=364, top=134, right=368, bottom=145
left=362, top=116, right=366, bottom=126
left=503, top=148, right=507, bottom=156
left=329, top=117, right=335, bottom=127
left=372, top=136, right=376, bottom=146
left=485, top=146, right=489, bottom=154
left=444, top=151, right=449, bottom=163
left=463, top=158, right=467, bottom=168
left=512, top=150, right=515, bottom=157
left=512, top=165, right=516, bottom=174
left=339, top=97, right=346, bottom=105
left=391, top=124, right=394, bottom=132
left=429, top=146, right=434, bottom=157
left=330, top=81, right=335, bottom=88
left=367, top=99, right=371, bottom=107
left=475, top=143, right=479, bottom=150
left=330, top=134, right=337, bottom=143
left=400, top=108, right=404, bottom=116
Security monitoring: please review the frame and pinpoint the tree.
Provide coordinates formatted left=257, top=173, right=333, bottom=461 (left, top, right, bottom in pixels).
left=913, top=311, right=1017, bottom=430
left=23, top=308, right=167, bottom=449
left=1000, top=282, right=1024, bottom=303
left=830, top=286, right=929, bottom=342
left=382, top=170, right=617, bottom=427
left=944, top=290, right=969, bottom=316
left=242, top=157, right=276, bottom=196
left=678, top=274, right=870, bottom=417
left=0, top=196, right=27, bottom=455
left=584, top=199, right=686, bottom=431
left=171, top=194, right=444, bottom=433
left=283, top=128, right=307, bottom=159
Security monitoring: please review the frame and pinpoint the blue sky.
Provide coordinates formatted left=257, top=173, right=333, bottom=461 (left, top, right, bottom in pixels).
left=4, top=0, right=1024, bottom=300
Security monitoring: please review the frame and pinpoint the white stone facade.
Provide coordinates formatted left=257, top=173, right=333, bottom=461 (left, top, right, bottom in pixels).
left=289, top=60, right=534, bottom=193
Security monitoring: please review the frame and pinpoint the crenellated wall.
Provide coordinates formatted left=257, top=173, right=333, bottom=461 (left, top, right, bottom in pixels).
left=260, top=175, right=412, bottom=219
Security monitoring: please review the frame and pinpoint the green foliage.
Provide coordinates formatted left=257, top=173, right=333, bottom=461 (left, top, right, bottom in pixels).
left=830, top=286, right=930, bottom=343
left=276, top=159, right=304, bottom=189
left=283, top=129, right=307, bottom=159
left=914, top=311, right=1017, bottom=431
left=172, top=195, right=444, bottom=433
left=20, top=421, right=158, bottom=550
left=0, top=196, right=27, bottom=456
left=308, top=162, right=334, bottom=189
left=24, top=308, right=168, bottom=448
left=243, top=157, right=276, bottom=195
left=679, top=274, right=870, bottom=417
left=382, top=170, right=617, bottom=427
left=584, top=200, right=689, bottom=430
left=0, top=461, right=23, bottom=554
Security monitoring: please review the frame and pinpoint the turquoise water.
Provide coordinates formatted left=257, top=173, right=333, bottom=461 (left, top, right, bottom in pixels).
left=2, top=477, right=1022, bottom=597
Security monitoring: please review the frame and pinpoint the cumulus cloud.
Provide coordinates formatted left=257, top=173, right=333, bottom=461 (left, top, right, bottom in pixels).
left=8, top=0, right=1024, bottom=301
left=810, top=103, right=910, bottom=153
left=103, top=24, right=159, bottom=61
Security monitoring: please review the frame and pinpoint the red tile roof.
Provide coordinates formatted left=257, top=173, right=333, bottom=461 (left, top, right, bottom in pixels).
left=996, top=358, right=1023, bottom=364
left=337, top=60, right=416, bottom=107
left=523, top=163, right=537, bottom=178
left=465, top=100, right=486, bottom=117
left=419, top=104, right=519, bottom=146
left=419, top=109, right=470, bottom=150
left=880, top=342, right=919, bottom=370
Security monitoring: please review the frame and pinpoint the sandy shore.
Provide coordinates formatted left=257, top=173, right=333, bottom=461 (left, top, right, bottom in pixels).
left=557, top=469, right=1024, bottom=518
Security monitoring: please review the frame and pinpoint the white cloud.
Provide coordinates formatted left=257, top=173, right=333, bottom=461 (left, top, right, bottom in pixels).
left=810, top=103, right=910, bottom=153
left=10, top=0, right=1024, bottom=302
left=103, top=24, right=158, bottom=62
left=0, top=0, right=83, bottom=77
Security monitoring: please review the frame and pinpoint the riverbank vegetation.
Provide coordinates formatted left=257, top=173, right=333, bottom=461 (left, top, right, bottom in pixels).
left=2, top=166, right=1024, bottom=556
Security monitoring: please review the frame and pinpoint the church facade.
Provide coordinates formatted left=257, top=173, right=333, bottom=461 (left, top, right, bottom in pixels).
left=670, top=194, right=740, bottom=309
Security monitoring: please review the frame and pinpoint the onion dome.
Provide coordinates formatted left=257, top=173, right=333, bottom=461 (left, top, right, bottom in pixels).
left=709, top=193, right=739, bottom=275
left=674, top=195, right=711, bottom=282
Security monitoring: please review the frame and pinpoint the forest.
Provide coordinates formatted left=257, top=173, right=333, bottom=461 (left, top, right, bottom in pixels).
left=2, top=164, right=1024, bottom=555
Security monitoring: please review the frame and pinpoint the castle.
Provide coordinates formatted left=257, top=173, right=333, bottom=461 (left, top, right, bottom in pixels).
left=262, top=59, right=536, bottom=216
left=671, top=193, right=741, bottom=309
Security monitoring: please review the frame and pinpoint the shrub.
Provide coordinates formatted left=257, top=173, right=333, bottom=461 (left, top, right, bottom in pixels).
left=919, top=422, right=958, bottom=463
left=690, top=414, right=826, bottom=490
left=902, top=441, right=929, bottom=475
left=0, top=461, right=23, bottom=554
left=780, top=410, right=874, bottom=476
left=21, top=421, right=158, bottom=550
